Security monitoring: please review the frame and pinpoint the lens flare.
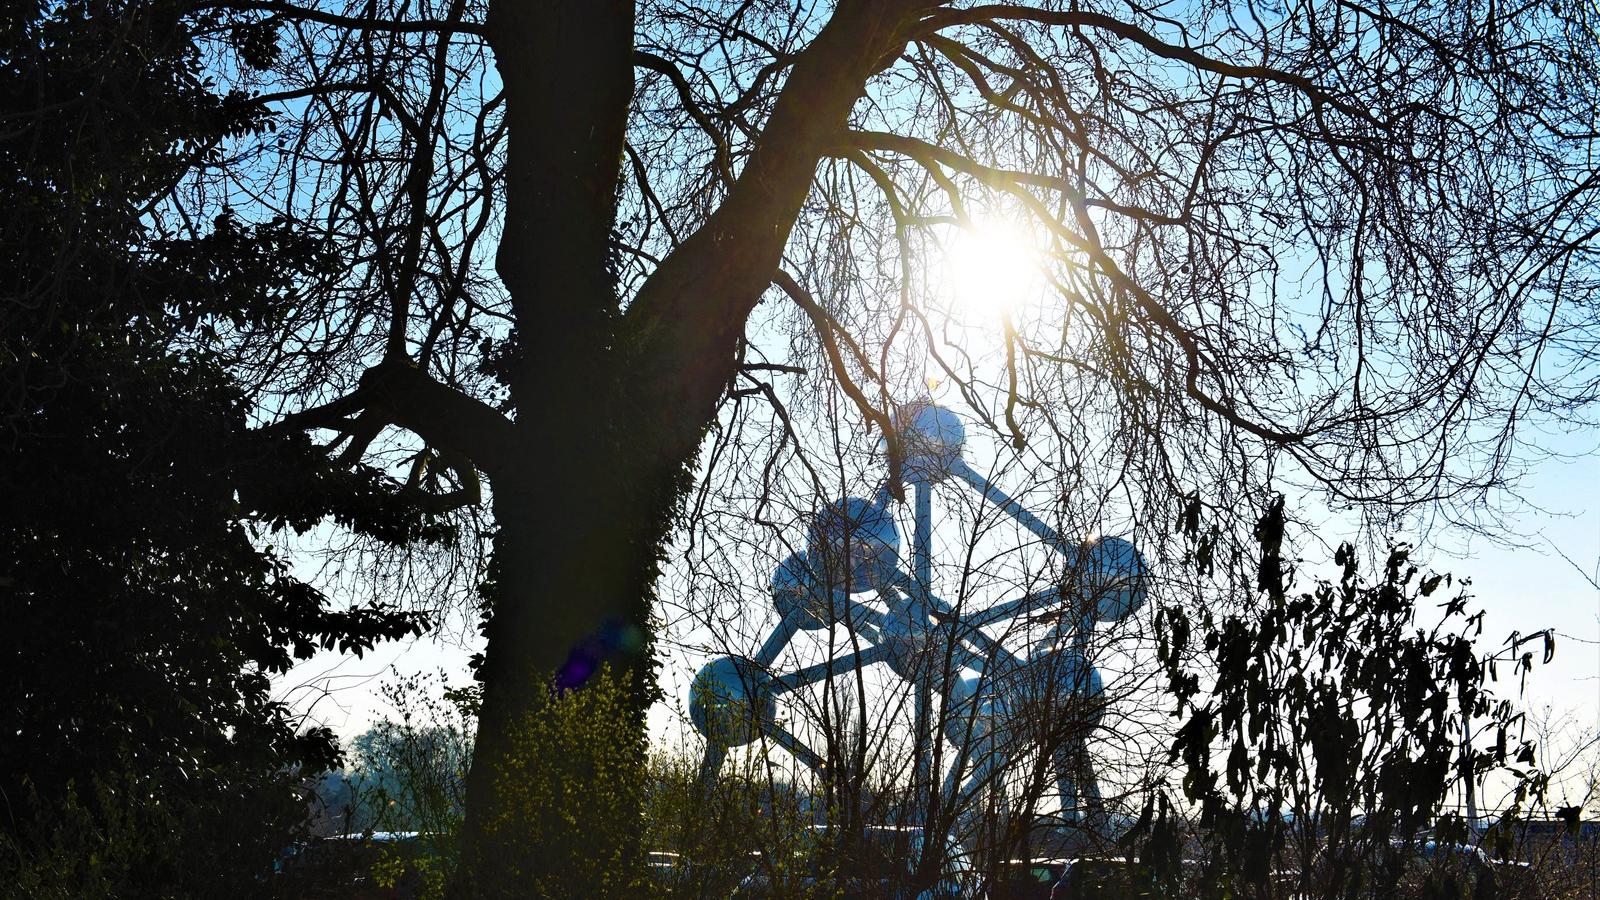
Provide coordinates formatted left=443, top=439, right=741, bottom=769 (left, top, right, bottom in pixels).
left=941, top=219, right=1045, bottom=317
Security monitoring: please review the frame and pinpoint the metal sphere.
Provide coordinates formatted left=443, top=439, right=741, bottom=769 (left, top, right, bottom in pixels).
left=1046, top=648, right=1104, bottom=698
left=688, top=656, right=778, bottom=748
left=1025, top=648, right=1105, bottom=727
left=807, top=497, right=899, bottom=593
left=1073, top=535, right=1149, bottom=623
left=895, top=402, right=966, bottom=483
left=771, top=553, right=830, bottom=630
left=942, top=673, right=1007, bottom=747
left=878, top=610, right=936, bottom=680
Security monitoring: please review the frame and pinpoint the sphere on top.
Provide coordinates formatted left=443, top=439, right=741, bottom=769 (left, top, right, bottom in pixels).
left=807, top=497, right=899, bottom=593
left=688, top=656, right=778, bottom=749
left=1069, top=535, right=1149, bottom=624
left=771, top=552, right=829, bottom=631
left=894, top=402, right=966, bottom=483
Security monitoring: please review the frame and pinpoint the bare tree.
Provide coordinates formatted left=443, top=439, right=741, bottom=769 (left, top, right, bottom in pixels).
left=170, top=0, right=1600, bottom=892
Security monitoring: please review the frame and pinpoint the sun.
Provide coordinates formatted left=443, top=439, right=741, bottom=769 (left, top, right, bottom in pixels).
left=940, top=218, right=1046, bottom=318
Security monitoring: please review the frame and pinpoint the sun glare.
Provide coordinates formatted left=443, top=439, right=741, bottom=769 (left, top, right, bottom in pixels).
left=940, top=219, right=1045, bottom=318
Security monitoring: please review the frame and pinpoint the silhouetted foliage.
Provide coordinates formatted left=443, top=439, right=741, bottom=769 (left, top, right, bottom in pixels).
left=0, top=2, right=435, bottom=892
left=1136, top=497, right=1552, bottom=898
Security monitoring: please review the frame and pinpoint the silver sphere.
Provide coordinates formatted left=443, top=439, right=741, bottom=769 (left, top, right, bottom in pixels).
left=941, top=673, right=1010, bottom=747
left=895, top=402, right=965, bottom=483
left=1025, top=648, right=1105, bottom=727
left=878, top=609, right=936, bottom=680
left=771, top=553, right=830, bottom=631
left=689, top=656, right=777, bottom=748
left=1073, top=535, right=1149, bottom=624
left=807, top=497, right=899, bottom=593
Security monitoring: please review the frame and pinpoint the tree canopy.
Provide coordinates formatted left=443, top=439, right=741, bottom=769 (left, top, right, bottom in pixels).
left=0, top=3, right=435, bottom=891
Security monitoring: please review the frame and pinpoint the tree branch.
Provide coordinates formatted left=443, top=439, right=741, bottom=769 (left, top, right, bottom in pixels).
left=773, top=268, right=906, bottom=497
left=200, top=0, right=485, bottom=35
left=357, top=360, right=519, bottom=478
left=633, top=50, right=734, bottom=185
left=265, top=362, right=515, bottom=479
left=920, top=5, right=1383, bottom=127
left=622, top=1, right=944, bottom=449
left=401, top=447, right=483, bottom=514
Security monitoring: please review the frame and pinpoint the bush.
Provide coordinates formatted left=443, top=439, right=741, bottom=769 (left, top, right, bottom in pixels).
left=1, top=770, right=306, bottom=899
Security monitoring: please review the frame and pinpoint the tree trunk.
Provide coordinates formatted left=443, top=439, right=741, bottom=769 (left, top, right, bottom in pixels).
left=452, top=1, right=652, bottom=892
left=452, top=1, right=934, bottom=894
left=454, top=447, right=668, bottom=895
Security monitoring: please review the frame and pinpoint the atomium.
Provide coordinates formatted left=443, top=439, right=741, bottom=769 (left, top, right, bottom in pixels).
left=688, top=401, right=1149, bottom=836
